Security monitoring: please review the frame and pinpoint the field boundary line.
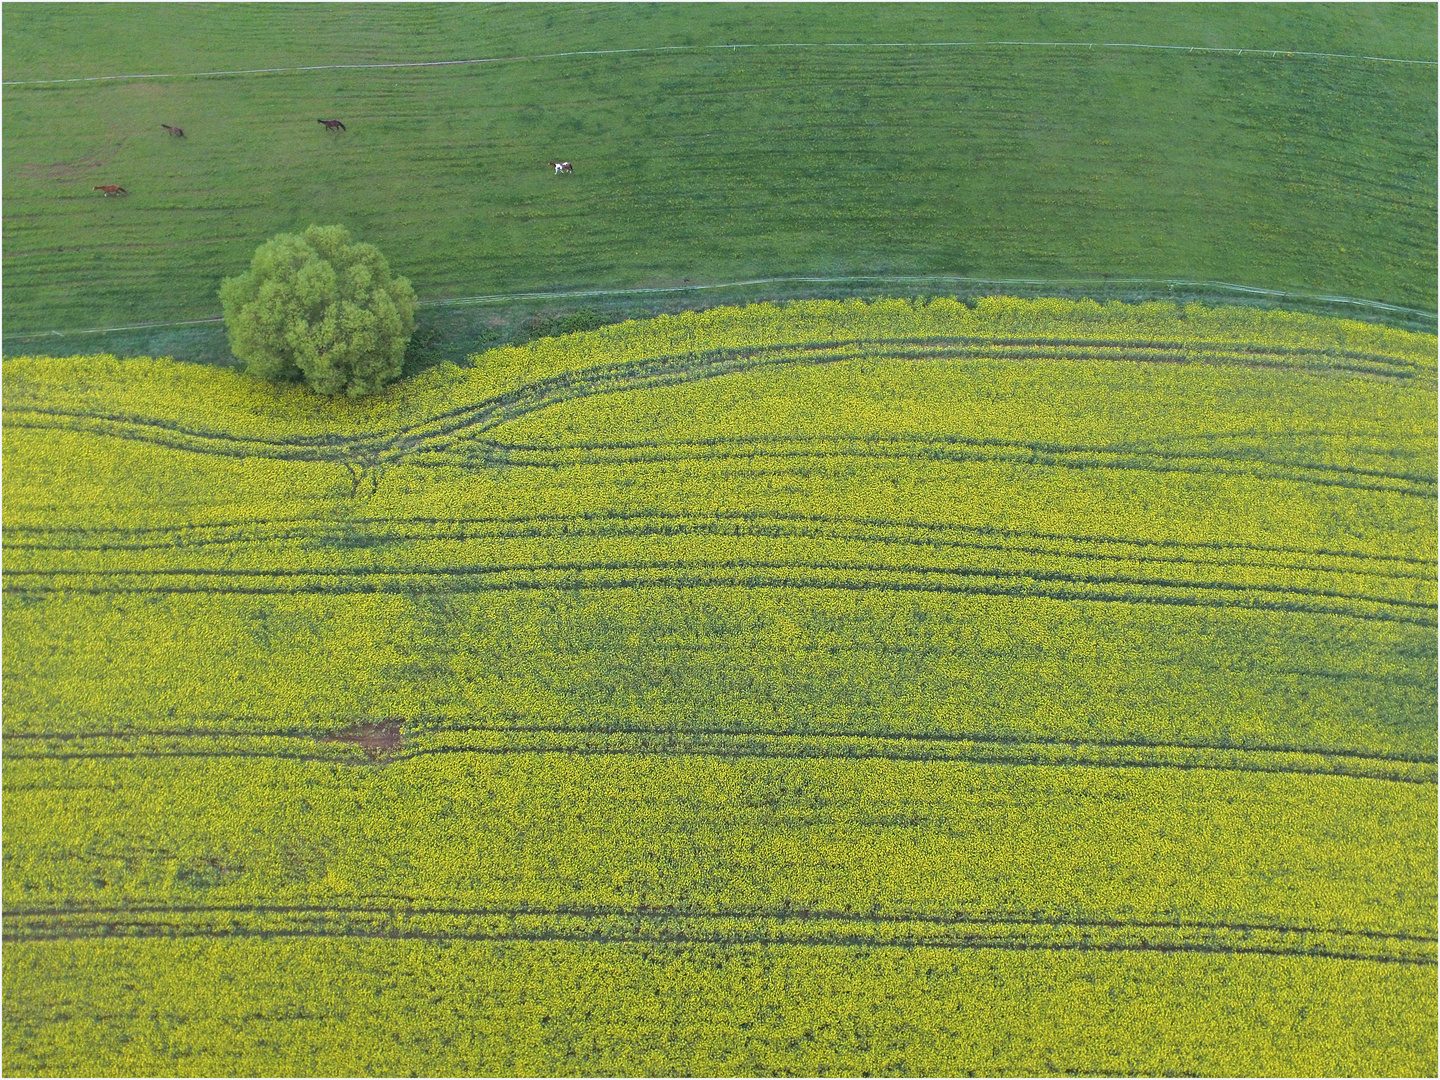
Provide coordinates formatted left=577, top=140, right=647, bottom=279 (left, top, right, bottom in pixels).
left=4, top=39, right=1435, bottom=86
left=422, top=277, right=1440, bottom=322
left=7, top=277, right=1433, bottom=342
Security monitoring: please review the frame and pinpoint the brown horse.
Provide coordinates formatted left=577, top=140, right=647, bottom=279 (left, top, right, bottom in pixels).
left=94, top=185, right=128, bottom=196
left=549, top=161, right=573, bottom=174
left=161, top=124, right=185, bottom=137
left=317, top=119, right=346, bottom=132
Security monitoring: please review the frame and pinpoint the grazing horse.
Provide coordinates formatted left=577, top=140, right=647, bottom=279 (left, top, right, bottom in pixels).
left=318, top=119, right=346, bottom=132
left=161, top=124, right=185, bottom=137
left=549, top=161, right=573, bottom=174
left=94, top=185, right=128, bottom=196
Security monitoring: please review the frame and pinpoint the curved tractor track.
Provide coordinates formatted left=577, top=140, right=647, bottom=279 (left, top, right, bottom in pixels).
left=6, top=336, right=1431, bottom=480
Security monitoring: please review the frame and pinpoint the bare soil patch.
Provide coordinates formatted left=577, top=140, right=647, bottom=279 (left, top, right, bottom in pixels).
left=321, top=719, right=403, bottom=760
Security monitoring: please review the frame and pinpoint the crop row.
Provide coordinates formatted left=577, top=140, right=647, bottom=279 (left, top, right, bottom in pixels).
left=4, top=724, right=1435, bottom=784
left=6, top=749, right=1432, bottom=938
left=7, top=517, right=1429, bottom=606
left=12, top=716, right=1433, bottom=764
left=475, top=433, right=1434, bottom=485
left=7, top=585, right=1431, bottom=759
left=413, top=435, right=1435, bottom=498
left=6, top=335, right=1432, bottom=468
left=12, top=899, right=1434, bottom=947
left=5, top=904, right=1433, bottom=966
left=2, top=510, right=1429, bottom=567
left=6, top=557, right=1431, bottom=626
left=375, top=338, right=1433, bottom=463
left=6, top=306, right=1430, bottom=578
left=6, top=934, right=1432, bottom=1079
left=8, top=412, right=1428, bottom=501
left=9, top=512, right=1430, bottom=586
left=6, top=296, right=1434, bottom=448
left=8, top=417, right=1428, bottom=529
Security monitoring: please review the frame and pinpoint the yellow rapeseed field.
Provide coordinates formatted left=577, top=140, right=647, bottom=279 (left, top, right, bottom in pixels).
left=4, top=298, right=1436, bottom=1075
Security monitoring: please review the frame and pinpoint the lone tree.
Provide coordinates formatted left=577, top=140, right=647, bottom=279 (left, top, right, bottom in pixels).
left=220, top=224, right=417, bottom=397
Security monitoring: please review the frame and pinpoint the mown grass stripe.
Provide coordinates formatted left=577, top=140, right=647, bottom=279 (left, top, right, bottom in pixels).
left=4, top=40, right=1434, bottom=89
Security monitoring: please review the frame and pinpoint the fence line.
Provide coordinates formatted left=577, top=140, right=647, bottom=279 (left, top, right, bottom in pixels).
left=5, top=39, right=1435, bottom=86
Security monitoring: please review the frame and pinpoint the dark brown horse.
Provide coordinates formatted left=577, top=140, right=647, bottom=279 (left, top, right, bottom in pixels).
left=318, top=119, right=346, bottom=132
left=161, top=124, right=185, bottom=137
left=94, top=185, right=128, bottom=196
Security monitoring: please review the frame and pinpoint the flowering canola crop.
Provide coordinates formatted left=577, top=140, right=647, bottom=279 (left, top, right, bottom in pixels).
left=4, top=298, right=1436, bottom=1076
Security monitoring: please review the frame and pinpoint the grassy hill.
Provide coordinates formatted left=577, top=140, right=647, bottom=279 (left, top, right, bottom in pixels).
left=3, top=3, right=1435, bottom=364
left=4, top=298, right=1436, bottom=1076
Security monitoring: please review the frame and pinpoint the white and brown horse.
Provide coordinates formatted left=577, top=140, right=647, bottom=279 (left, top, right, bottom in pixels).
left=549, top=161, right=573, bottom=174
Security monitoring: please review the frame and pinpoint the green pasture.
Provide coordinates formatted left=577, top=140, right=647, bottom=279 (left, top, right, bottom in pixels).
left=2, top=2, right=1436, bottom=364
left=3, top=300, right=1436, bottom=1075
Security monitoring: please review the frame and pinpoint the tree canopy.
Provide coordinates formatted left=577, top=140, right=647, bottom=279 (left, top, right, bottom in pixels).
left=220, top=225, right=417, bottom=397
